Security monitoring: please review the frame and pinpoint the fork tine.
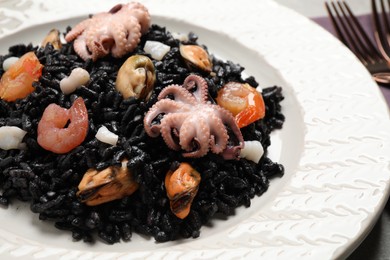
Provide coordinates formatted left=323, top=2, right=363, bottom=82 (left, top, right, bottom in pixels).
left=326, top=1, right=381, bottom=65
left=335, top=1, right=373, bottom=63
left=341, top=1, right=383, bottom=60
left=380, top=0, right=390, bottom=33
left=372, top=0, right=390, bottom=60
left=325, top=2, right=349, bottom=45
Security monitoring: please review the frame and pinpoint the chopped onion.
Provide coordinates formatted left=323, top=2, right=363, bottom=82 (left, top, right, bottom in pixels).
left=239, top=140, right=264, bottom=163
left=0, top=126, right=27, bottom=150
left=95, top=126, right=118, bottom=146
left=60, top=67, right=90, bottom=94
left=143, top=40, right=171, bottom=61
left=2, top=57, right=19, bottom=71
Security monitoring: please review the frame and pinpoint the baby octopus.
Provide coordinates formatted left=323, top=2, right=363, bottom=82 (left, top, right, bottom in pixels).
left=65, top=2, right=150, bottom=61
left=144, top=74, right=244, bottom=159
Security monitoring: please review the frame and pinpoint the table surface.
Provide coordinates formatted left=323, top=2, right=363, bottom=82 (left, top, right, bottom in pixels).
left=272, top=0, right=390, bottom=259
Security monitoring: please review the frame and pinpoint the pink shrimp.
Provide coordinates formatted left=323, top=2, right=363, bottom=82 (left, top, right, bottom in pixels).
left=37, top=97, right=88, bottom=154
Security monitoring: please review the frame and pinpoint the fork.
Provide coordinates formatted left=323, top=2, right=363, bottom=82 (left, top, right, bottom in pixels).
left=372, top=0, right=390, bottom=61
left=325, top=1, right=390, bottom=84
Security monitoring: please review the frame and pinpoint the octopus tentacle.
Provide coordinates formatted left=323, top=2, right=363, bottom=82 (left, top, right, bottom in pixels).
left=183, top=74, right=209, bottom=103
left=158, top=85, right=197, bottom=105
left=109, top=22, right=128, bottom=58
left=64, top=19, right=91, bottom=42
left=144, top=99, right=188, bottom=137
left=84, top=13, right=110, bottom=48
left=214, top=105, right=244, bottom=159
left=122, top=16, right=142, bottom=54
left=160, top=113, right=188, bottom=151
left=208, top=112, right=229, bottom=154
left=73, top=35, right=92, bottom=61
left=216, top=106, right=243, bottom=141
left=180, top=116, right=210, bottom=158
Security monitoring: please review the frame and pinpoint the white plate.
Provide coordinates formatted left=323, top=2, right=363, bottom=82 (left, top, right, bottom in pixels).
left=1, top=0, right=390, bottom=259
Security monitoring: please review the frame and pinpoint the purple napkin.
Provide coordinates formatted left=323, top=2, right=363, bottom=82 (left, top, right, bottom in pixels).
left=312, top=15, right=390, bottom=106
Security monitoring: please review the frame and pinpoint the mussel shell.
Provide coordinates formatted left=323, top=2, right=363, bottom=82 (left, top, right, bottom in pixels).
left=115, top=54, right=156, bottom=100
left=41, top=29, right=62, bottom=50
left=180, top=44, right=212, bottom=73
left=165, top=162, right=201, bottom=219
left=77, top=160, right=139, bottom=206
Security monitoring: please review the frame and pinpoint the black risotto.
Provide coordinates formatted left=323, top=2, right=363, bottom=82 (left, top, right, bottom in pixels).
left=0, top=24, right=285, bottom=243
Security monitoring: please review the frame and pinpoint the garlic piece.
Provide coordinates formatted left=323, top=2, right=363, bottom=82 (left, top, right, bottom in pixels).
left=239, top=140, right=264, bottom=163
left=143, top=40, right=171, bottom=61
left=60, top=68, right=90, bottom=94
left=95, top=126, right=118, bottom=146
left=2, top=57, right=19, bottom=71
left=0, top=126, right=27, bottom=150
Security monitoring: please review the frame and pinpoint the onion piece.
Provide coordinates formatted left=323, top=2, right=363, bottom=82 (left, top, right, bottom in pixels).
left=95, top=126, right=118, bottom=146
left=143, top=40, right=171, bottom=61
left=239, top=140, right=264, bottom=163
left=0, top=126, right=27, bottom=150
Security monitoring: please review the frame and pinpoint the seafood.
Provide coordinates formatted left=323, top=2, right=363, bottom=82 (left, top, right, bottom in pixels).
left=64, top=2, right=150, bottom=61
left=2, top=57, right=19, bottom=71
left=0, top=52, right=43, bottom=102
left=41, top=29, right=62, bottom=50
left=0, top=126, right=27, bottom=150
left=143, top=40, right=171, bottom=61
left=240, top=140, right=264, bottom=163
left=165, top=162, right=201, bottom=219
left=37, top=97, right=88, bottom=154
left=144, top=74, right=244, bottom=159
left=77, top=160, right=139, bottom=206
left=60, top=67, right=90, bottom=94
left=216, top=82, right=265, bottom=128
left=115, top=55, right=156, bottom=99
left=0, top=6, right=286, bottom=244
left=179, top=44, right=212, bottom=72
left=95, top=125, right=118, bottom=146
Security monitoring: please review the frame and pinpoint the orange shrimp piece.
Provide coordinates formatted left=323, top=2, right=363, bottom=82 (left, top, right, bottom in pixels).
left=37, top=97, right=89, bottom=154
left=216, top=82, right=265, bottom=128
left=0, top=52, right=43, bottom=102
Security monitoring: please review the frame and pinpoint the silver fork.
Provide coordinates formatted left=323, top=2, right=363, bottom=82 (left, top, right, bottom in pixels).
left=326, top=0, right=390, bottom=84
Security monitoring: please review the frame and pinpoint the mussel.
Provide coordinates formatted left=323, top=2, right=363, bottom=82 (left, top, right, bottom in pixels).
left=115, top=54, right=156, bottom=100
left=41, top=29, right=62, bottom=50
left=165, top=162, right=201, bottom=219
left=180, top=44, right=212, bottom=73
left=77, top=160, right=139, bottom=206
